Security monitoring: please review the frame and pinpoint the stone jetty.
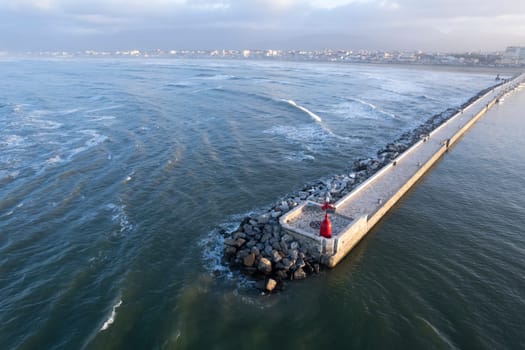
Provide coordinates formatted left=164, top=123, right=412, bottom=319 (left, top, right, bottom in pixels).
left=221, top=74, right=524, bottom=293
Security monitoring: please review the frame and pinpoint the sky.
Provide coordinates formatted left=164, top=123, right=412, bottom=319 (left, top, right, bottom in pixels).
left=1, top=0, right=524, bottom=52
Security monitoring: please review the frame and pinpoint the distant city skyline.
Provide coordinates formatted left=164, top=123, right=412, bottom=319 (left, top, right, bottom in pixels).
left=1, top=0, right=524, bottom=52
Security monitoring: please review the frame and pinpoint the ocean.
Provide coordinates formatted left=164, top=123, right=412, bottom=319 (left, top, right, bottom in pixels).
left=1, top=58, right=524, bottom=349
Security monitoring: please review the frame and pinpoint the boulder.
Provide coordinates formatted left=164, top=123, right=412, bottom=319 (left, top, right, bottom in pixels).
left=232, top=231, right=246, bottom=240
left=260, top=232, right=271, bottom=243
left=265, top=278, right=278, bottom=292
left=293, top=268, right=307, bottom=280
left=243, top=253, right=256, bottom=267
left=257, top=257, right=272, bottom=274
left=224, top=238, right=236, bottom=247
left=271, top=250, right=283, bottom=263
left=234, top=238, right=246, bottom=248
left=257, top=213, right=270, bottom=225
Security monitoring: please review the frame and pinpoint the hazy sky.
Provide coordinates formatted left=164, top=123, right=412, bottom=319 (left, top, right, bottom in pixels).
left=1, top=0, right=524, bottom=52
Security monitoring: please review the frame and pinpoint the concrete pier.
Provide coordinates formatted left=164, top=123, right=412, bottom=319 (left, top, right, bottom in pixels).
left=280, top=73, right=525, bottom=268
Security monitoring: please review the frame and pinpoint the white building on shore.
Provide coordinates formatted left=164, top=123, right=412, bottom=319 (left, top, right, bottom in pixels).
left=501, top=46, right=525, bottom=65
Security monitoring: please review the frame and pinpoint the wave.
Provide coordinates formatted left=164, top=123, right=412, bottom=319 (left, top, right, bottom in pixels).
left=100, top=299, right=123, bottom=331
left=348, top=97, right=398, bottom=119
left=67, top=130, right=108, bottom=161
left=283, top=99, right=323, bottom=123
left=284, top=151, right=316, bottom=162
left=199, top=211, right=260, bottom=278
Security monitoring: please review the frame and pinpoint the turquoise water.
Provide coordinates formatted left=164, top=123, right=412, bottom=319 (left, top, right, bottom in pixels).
left=1, top=58, right=523, bottom=349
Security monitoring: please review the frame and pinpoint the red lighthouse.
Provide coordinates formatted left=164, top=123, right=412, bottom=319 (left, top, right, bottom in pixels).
left=320, top=200, right=335, bottom=238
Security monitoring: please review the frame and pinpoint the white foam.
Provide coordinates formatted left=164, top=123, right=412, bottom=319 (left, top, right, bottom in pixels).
left=347, top=98, right=398, bottom=119
left=1, top=135, right=25, bottom=148
left=284, top=99, right=323, bottom=123
left=124, top=170, right=135, bottom=183
left=106, top=203, right=134, bottom=233
left=284, top=151, right=316, bottom=162
left=47, top=155, right=63, bottom=164
left=84, top=105, right=122, bottom=114
left=67, top=130, right=108, bottom=160
left=87, top=115, right=116, bottom=122
left=199, top=211, right=259, bottom=278
left=100, top=299, right=123, bottom=331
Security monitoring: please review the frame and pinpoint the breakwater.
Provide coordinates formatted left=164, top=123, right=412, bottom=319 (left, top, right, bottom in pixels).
left=222, top=74, right=524, bottom=293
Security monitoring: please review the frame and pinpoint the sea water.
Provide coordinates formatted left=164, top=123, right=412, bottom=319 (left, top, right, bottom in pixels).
left=1, top=58, right=523, bottom=349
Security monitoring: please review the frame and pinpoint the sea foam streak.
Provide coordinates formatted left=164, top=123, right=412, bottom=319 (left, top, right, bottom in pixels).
left=100, top=299, right=123, bottom=331
left=284, top=99, right=323, bottom=123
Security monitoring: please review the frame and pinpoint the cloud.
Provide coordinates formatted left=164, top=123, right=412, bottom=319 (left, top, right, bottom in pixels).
left=0, top=0, right=524, bottom=51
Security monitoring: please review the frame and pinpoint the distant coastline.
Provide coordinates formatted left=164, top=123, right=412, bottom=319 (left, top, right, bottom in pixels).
left=2, top=48, right=525, bottom=71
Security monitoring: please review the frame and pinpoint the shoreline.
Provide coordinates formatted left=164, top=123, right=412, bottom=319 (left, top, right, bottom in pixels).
left=219, top=75, right=521, bottom=293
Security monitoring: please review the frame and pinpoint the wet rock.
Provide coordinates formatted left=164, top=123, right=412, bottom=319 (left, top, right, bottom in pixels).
left=224, top=246, right=237, bottom=257
left=243, top=253, right=256, bottom=267
left=265, top=278, right=277, bottom=292
left=257, top=257, right=272, bottom=274
left=275, top=270, right=288, bottom=280
left=224, top=238, right=236, bottom=247
left=232, top=231, right=246, bottom=240
left=234, top=238, right=246, bottom=248
left=293, top=268, right=307, bottom=280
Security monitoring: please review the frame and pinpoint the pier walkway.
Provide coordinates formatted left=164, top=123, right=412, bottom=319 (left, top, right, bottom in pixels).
left=280, top=73, right=525, bottom=267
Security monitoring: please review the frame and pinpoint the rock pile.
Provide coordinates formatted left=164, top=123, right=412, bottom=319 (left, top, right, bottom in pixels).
left=221, top=84, right=502, bottom=293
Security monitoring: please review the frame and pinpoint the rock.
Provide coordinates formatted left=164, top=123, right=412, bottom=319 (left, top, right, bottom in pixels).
left=246, top=239, right=257, bottom=248
left=271, top=250, right=283, bottom=263
left=279, top=201, right=290, bottom=212
left=281, top=234, right=293, bottom=243
left=295, top=257, right=305, bottom=269
left=271, top=210, right=281, bottom=218
left=289, top=249, right=299, bottom=262
left=257, top=257, right=272, bottom=274
left=243, top=224, right=254, bottom=236
left=251, top=246, right=260, bottom=257
left=243, top=253, right=256, bottom=267
left=265, top=278, right=277, bottom=292
left=275, top=270, right=288, bottom=280
left=234, top=238, right=246, bottom=248
left=257, top=213, right=270, bottom=225
left=260, top=232, right=271, bottom=243
left=249, top=219, right=258, bottom=226
left=293, top=268, right=307, bottom=280
left=224, top=238, right=236, bottom=247
left=313, top=263, right=320, bottom=274
left=290, top=241, right=300, bottom=250
left=271, top=241, right=281, bottom=250
left=264, top=243, right=273, bottom=256
left=224, top=246, right=237, bottom=257
left=280, top=258, right=294, bottom=271
left=298, top=191, right=309, bottom=200
left=232, top=231, right=246, bottom=240
left=279, top=240, right=289, bottom=254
